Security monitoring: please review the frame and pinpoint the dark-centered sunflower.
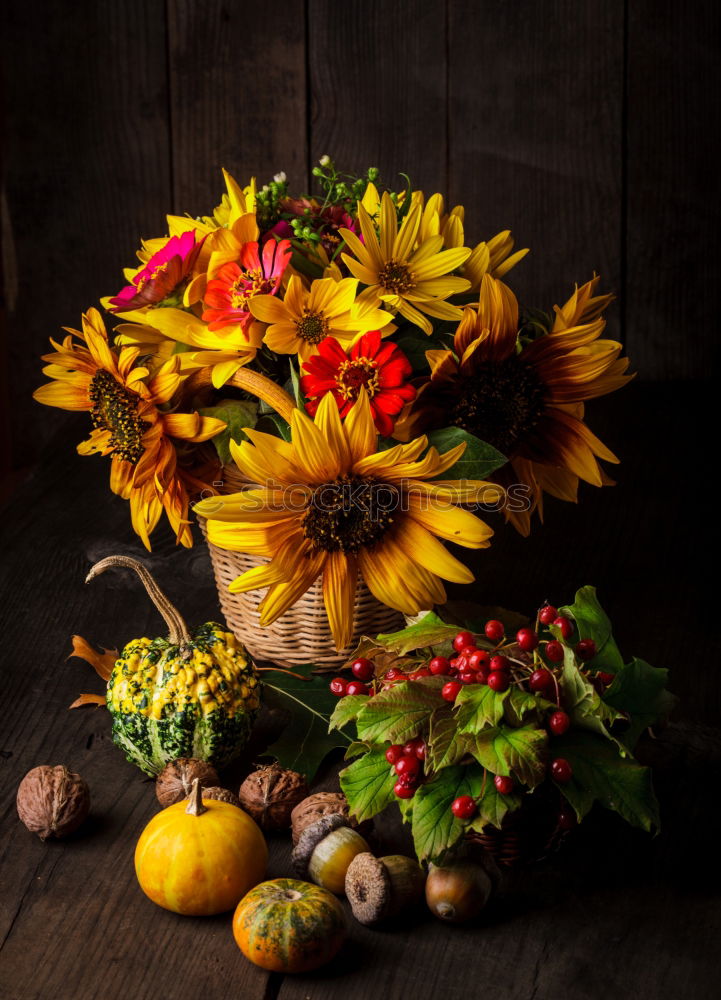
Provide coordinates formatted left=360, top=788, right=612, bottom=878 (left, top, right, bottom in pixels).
left=395, top=275, right=632, bottom=535
left=195, top=391, right=498, bottom=649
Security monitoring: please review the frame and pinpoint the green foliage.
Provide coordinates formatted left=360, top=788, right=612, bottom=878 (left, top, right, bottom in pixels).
left=408, top=764, right=484, bottom=862
left=469, top=724, right=549, bottom=787
left=604, top=657, right=676, bottom=749
left=355, top=679, right=444, bottom=745
left=339, top=746, right=397, bottom=823
left=561, top=586, right=624, bottom=674
left=455, top=684, right=509, bottom=731
left=425, top=427, right=507, bottom=481
left=199, top=399, right=259, bottom=466
left=375, top=611, right=459, bottom=654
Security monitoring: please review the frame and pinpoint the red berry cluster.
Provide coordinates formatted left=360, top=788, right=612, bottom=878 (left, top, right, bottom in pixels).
left=328, top=657, right=375, bottom=698
left=387, top=737, right=426, bottom=799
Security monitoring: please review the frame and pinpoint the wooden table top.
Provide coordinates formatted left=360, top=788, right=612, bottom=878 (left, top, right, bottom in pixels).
left=1, top=383, right=719, bottom=1000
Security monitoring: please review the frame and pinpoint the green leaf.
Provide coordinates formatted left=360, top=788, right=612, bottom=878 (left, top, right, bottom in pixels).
left=410, top=763, right=484, bottom=862
left=393, top=331, right=448, bottom=373
left=340, top=746, right=397, bottom=823
left=355, top=680, right=444, bottom=745
left=604, top=657, right=676, bottom=749
left=559, top=647, right=626, bottom=752
left=425, top=427, right=507, bottom=480
left=455, top=684, right=509, bottom=733
left=375, top=611, right=459, bottom=655
left=426, top=706, right=470, bottom=770
left=344, top=740, right=369, bottom=760
left=328, top=694, right=369, bottom=732
left=288, top=358, right=305, bottom=410
left=469, top=724, right=548, bottom=788
left=561, top=586, right=624, bottom=675
left=553, top=731, right=660, bottom=832
left=263, top=669, right=351, bottom=779
left=470, top=780, right=523, bottom=831
left=199, top=399, right=259, bottom=465
left=255, top=412, right=292, bottom=441
left=503, top=688, right=555, bottom=726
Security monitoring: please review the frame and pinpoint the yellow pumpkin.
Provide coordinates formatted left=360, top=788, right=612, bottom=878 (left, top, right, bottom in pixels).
left=233, top=878, right=346, bottom=973
left=135, top=779, right=267, bottom=915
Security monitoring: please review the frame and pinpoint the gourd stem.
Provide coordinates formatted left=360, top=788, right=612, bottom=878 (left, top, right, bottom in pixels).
left=85, top=556, right=191, bottom=646
left=187, top=368, right=297, bottom=424
left=185, top=778, right=208, bottom=816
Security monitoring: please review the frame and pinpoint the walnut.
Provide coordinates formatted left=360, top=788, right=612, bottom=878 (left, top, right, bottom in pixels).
left=16, top=765, right=90, bottom=840
left=199, top=786, right=242, bottom=808
left=238, top=763, right=309, bottom=831
left=155, top=758, right=219, bottom=807
left=290, top=791, right=372, bottom=846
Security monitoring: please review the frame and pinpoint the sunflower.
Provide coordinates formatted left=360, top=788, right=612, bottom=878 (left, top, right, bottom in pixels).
left=249, top=274, right=393, bottom=361
left=395, top=275, right=632, bottom=535
left=300, top=330, right=416, bottom=436
left=340, top=191, right=471, bottom=335
left=194, top=391, right=497, bottom=649
left=33, top=308, right=225, bottom=548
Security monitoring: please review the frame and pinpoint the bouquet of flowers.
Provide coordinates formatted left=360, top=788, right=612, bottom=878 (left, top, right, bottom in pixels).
left=34, top=159, right=632, bottom=650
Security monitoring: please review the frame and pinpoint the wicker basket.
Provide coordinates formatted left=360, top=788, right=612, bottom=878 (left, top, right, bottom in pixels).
left=199, top=464, right=405, bottom=668
left=465, top=788, right=572, bottom=868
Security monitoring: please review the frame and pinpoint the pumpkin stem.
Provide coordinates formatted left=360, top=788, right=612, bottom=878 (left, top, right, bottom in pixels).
left=85, top=556, right=191, bottom=647
left=185, top=778, right=208, bottom=816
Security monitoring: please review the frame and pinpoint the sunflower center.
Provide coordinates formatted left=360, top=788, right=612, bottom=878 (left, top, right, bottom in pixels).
left=88, top=370, right=146, bottom=463
left=303, top=476, right=399, bottom=553
left=378, top=258, right=415, bottom=295
left=452, top=356, right=546, bottom=456
left=335, top=357, right=380, bottom=401
left=296, top=309, right=329, bottom=344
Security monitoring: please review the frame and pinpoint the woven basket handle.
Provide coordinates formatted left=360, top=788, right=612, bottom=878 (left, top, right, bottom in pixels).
left=185, top=367, right=297, bottom=423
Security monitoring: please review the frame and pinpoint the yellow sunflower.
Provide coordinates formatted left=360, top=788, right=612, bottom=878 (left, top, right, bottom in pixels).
left=195, top=391, right=497, bottom=649
left=395, top=275, right=632, bottom=535
left=340, top=191, right=471, bottom=335
left=33, top=308, right=225, bottom=548
left=248, top=274, right=393, bottom=361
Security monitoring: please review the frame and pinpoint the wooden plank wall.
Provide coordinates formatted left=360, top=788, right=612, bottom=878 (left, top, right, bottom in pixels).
left=2, top=0, right=718, bottom=473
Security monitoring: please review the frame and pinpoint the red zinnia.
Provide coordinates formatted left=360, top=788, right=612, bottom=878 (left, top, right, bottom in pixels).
left=300, top=330, right=416, bottom=436
left=202, top=238, right=291, bottom=331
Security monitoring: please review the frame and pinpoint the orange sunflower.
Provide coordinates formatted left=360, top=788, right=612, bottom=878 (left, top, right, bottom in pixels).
left=33, top=308, right=225, bottom=548
left=395, top=275, right=632, bottom=535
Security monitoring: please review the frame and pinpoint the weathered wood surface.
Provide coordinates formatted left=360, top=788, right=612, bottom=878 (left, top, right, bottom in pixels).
left=1, top=383, right=720, bottom=999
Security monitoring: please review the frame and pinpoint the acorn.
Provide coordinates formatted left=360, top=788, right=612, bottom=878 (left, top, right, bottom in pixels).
left=424, top=860, right=494, bottom=923
left=155, top=758, right=219, bottom=807
left=291, top=813, right=370, bottom=894
left=345, top=853, right=426, bottom=925
left=16, top=765, right=90, bottom=841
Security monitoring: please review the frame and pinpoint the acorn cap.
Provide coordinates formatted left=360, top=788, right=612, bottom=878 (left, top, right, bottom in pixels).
left=344, top=852, right=391, bottom=925
left=291, top=812, right=350, bottom=877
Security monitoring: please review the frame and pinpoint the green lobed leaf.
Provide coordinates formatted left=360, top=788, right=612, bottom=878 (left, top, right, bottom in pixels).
left=455, top=684, right=509, bottom=733
left=560, top=586, right=624, bottom=674
left=552, top=731, right=660, bottom=832
left=470, top=779, right=523, bottom=831
left=604, top=657, right=677, bottom=749
left=425, top=427, right=507, bottom=480
left=559, top=647, right=626, bottom=752
left=469, top=724, right=548, bottom=788
left=374, top=611, right=459, bottom=655
left=340, top=746, right=397, bottom=823
left=328, top=694, right=370, bottom=732
left=503, top=687, right=555, bottom=726
left=199, top=399, right=259, bottom=465
left=410, top=763, right=485, bottom=862
left=426, top=706, right=470, bottom=771
left=355, top=680, right=444, bottom=745
left=255, top=412, right=292, bottom=441
left=344, top=740, right=370, bottom=760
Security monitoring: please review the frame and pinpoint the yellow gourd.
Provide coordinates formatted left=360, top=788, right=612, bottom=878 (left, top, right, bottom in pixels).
left=135, top=779, right=267, bottom=915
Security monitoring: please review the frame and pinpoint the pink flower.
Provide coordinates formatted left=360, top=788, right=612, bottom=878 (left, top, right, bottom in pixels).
left=202, top=239, right=292, bottom=331
left=109, top=231, right=205, bottom=312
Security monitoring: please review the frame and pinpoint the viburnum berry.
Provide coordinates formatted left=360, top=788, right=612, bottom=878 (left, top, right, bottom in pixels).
left=346, top=680, right=369, bottom=696
left=516, top=628, right=539, bottom=652
left=484, top=620, right=505, bottom=643
left=453, top=630, right=475, bottom=652
left=429, top=655, right=452, bottom=676
left=558, top=807, right=577, bottom=831
left=550, top=758, right=573, bottom=783
left=487, top=670, right=509, bottom=692
left=575, top=639, right=597, bottom=662
left=395, top=755, right=421, bottom=778
left=408, top=668, right=431, bottom=680
left=451, top=795, right=477, bottom=820
left=494, top=774, right=515, bottom=795
left=458, top=670, right=477, bottom=684
left=329, top=677, right=347, bottom=696
left=468, top=649, right=491, bottom=671
left=394, top=781, right=416, bottom=799
left=548, top=710, right=571, bottom=735
left=553, top=615, right=574, bottom=640
left=403, top=738, right=426, bottom=760
left=385, top=744, right=405, bottom=765
left=442, top=681, right=463, bottom=702
left=385, top=667, right=403, bottom=681
left=351, top=657, right=375, bottom=681
left=545, top=639, right=565, bottom=663
left=538, top=604, right=558, bottom=626
left=597, top=671, right=615, bottom=685
left=476, top=667, right=490, bottom=685
left=489, top=654, right=511, bottom=673
left=529, top=668, right=554, bottom=693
